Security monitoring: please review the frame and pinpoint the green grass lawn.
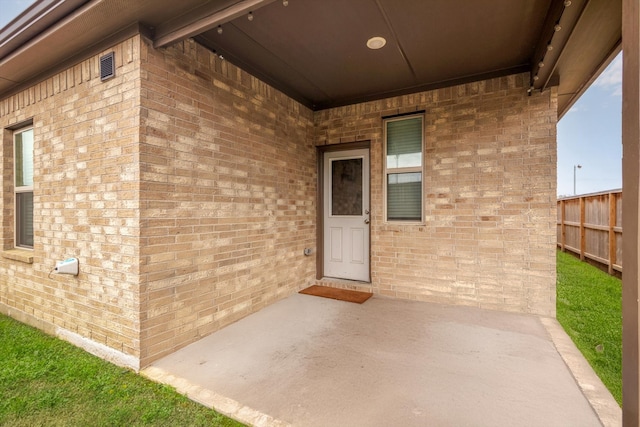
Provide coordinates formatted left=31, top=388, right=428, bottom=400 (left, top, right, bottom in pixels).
left=556, top=250, right=622, bottom=405
left=0, top=314, right=244, bottom=427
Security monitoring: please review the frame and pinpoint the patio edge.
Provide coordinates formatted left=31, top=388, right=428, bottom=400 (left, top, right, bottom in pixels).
left=141, top=366, right=291, bottom=427
left=540, top=317, right=622, bottom=427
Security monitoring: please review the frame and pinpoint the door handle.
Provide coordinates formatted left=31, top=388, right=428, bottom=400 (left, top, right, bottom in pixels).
left=364, top=218, right=370, bottom=224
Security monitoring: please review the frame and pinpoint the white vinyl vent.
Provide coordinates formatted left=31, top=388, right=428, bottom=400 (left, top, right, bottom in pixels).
left=99, top=52, right=115, bottom=81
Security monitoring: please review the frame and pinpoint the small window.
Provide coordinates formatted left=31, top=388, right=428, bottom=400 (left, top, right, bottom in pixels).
left=14, top=127, right=34, bottom=248
left=384, top=115, right=424, bottom=222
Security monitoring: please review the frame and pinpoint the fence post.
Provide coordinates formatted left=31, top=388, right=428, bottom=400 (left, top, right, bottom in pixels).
left=560, top=199, right=566, bottom=251
left=609, top=192, right=617, bottom=275
left=580, top=196, right=586, bottom=261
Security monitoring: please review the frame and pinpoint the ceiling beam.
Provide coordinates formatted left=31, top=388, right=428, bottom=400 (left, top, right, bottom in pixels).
left=529, top=0, right=589, bottom=92
left=153, top=0, right=276, bottom=48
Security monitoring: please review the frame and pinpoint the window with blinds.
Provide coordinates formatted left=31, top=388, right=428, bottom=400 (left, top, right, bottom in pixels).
left=384, top=115, right=423, bottom=222
left=14, top=127, right=34, bottom=248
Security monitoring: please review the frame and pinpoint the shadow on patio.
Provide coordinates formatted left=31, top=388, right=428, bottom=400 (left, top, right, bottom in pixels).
left=142, top=293, right=620, bottom=427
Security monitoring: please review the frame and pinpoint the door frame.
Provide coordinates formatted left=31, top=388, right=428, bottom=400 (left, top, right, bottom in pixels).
left=316, top=141, right=371, bottom=280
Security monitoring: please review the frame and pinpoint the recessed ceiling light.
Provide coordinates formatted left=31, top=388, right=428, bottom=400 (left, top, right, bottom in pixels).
left=366, top=36, right=386, bottom=50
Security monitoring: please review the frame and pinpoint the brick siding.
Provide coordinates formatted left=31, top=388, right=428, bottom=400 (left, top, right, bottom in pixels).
left=0, top=29, right=557, bottom=369
left=315, top=75, right=558, bottom=316
left=0, top=36, right=142, bottom=362
left=137, top=37, right=316, bottom=365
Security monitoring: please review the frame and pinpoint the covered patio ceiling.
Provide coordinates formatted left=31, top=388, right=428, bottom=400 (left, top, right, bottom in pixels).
left=0, top=0, right=622, bottom=114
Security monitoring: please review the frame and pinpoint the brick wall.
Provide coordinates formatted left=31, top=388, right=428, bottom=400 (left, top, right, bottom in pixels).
left=0, top=33, right=317, bottom=367
left=137, top=38, right=317, bottom=365
left=315, top=75, right=558, bottom=316
left=1, top=30, right=557, bottom=369
left=0, top=36, right=143, bottom=366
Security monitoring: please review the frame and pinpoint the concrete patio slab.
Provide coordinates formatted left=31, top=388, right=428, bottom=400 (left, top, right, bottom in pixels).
left=142, top=294, right=621, bottom=426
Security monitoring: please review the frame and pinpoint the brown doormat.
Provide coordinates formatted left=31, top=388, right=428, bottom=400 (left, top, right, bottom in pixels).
left=299, top=285, right=373, bottom=304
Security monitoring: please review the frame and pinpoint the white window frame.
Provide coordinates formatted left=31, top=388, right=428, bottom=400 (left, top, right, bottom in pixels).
left=14, top=126, right=34, bottom=249
left=383, top=114, right=425, bottom=224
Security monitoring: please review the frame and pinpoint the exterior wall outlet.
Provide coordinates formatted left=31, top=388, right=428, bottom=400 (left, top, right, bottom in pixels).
left=55, top=258, right=79, bottom=275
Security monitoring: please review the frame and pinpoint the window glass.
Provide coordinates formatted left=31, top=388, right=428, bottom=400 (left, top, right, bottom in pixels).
left=14, top=127, right=34, bottom=249
left=331, top=158, right=363, bottom=216
left=386, top=118, right=422, bottom=168
left=385, top=115, right=424, bottom=222
left=15, top=129, right=34, bottom=187
left=387, top=173, right=422, bottom=221
left=16, top=192, right=34, bottom=247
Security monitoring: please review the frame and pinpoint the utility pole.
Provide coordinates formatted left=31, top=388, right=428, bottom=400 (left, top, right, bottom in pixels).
left=573, top=164, right=582, bottom=195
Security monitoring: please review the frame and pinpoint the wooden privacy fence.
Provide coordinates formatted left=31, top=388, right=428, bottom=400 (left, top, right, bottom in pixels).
left=557, top=190, right=622, bottom=275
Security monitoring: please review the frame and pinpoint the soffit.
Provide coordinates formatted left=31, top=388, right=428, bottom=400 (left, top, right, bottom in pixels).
left=0, top=0, right=622, bottom=116
left=195, top=0, right=551, bottom=109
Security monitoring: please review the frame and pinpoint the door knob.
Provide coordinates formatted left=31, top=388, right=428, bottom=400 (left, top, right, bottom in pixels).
left=364, top=218, right=370, bottom=224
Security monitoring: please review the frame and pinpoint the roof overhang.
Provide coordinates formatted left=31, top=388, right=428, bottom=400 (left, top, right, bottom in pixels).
left=0, top=0, right=621, bottom=115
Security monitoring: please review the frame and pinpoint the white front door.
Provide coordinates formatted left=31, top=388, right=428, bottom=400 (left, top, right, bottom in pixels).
left=323, top=149, right=370, bottom=281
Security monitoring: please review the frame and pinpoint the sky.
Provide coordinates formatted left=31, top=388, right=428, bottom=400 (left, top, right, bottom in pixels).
left=0, top=0, right=32, bottom=27
left=0, top=1, right=623, bottom=198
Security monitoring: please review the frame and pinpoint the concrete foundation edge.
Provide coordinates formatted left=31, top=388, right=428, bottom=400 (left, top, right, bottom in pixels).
left=541, top=316, right=622, bottom=427
left=140, top=366, right=290, bottom=427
